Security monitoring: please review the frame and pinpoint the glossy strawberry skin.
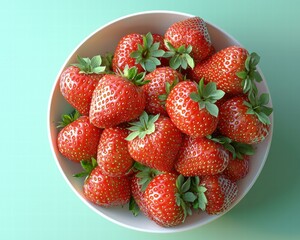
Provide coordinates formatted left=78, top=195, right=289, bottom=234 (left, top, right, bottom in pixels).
left=218, top=96, right=270, bottom=144
left=144, top=173, right=184, bottom=227
left=128, top=116, right=182, bottom=172
left=143, top=67, right=183, bottom=115
left=57, top=116, right=102, bottom=162
left=89, top=74, right=146, bottom=128
left=83, top=166, right=131, bottom=207
left=190, top=46, right=248, bottom=95
left=97, top=127, right=134, bottom=177
left=165, top=17, right=213, bottom=62
left=166, top=80, right=218, bottom=138
left=60, top=66, right=104, bottom=116
left=200, top=174, right=238, bottom=214
left=175, top=136, right=229, bottom=176
left=223, top=155, right=250, bottom=182
left=130, top=173, right=152, bottom=218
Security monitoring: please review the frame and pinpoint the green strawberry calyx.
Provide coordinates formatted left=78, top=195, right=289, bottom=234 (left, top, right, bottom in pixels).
left=163, top=40, right=195, bottom=70
left=175, top=175, right=197, bottom=220
left=206, top=135, right=255, bottom=160
left=71, top=55, right=106, bottom=74
left=119, top=65, right=149, bottom=86
left=134, top=162, right=161, bottom=191
left=125, top=111, right=160, bottom=141
left=244, top=92, right=273, bottom=125
left=191, top=176, right=207, bottom=211
left=189, top=78, right=225, bottom=117
left=56, top=110, right=80, bottom=128
left=158, top=77, right=180, bottom=105
left=129, top=197, right=140, bottom=217
left=236, top=52, right=262, bottom=95
left=73, top=158, right=97, bottom=179
left=130, top=32, right=165, bottom=72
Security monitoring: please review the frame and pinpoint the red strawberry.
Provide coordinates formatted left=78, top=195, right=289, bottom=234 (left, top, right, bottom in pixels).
left=89, top=66, right=147, bottom=128
left=223, top=142, right=254, bottom=182
left=57, top=112, right=102, bottom=162
left=74, top=159, right=131, bottom=207
left=175, top=136, right=229, bottom=176
left=190, top=46, right=262, bottom=95
left=97, top=127, right=134, bottom=177
left=166, top=79, right=224, bottom=138
left=144, top=173, right=196, bottom=227
left=218, top=94, right=272, bottom=144
left=200, top=174, right=238, bottom=214
left=143, top=67, right=183, bottom=115
left=127, top=112, right=182, bottom=172
left=129, top=164, right=160, bottom=218
left=112, top=32, right=165, bottom=73
left=60, top=55, right=106, bottom=116
left=164, top=17, right=213, bottom=69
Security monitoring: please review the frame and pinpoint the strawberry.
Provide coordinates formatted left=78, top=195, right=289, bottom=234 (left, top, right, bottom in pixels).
left=57, top=111, right=102, bottom=162
left=175, top=136, right=229, bottom=176
left=166, top=79, right=224, bottom=138
left=89, top=66, right=147, bottom=128
left=97, top=127, right=134, bottom=177
left=223, top=142, right=254, bottom=182
left=59, top=55, right=106, bottom=116
left=218, top=94, right=273, bottom=144
left=189, top=46, right=262, bottom=95
left=74, top=159, right=131, bottom=207
left=144, top=173, right=196, bottom=227
left=126, top=112, right=182, bottom=172
left=129, top=163, right=160, bottom=218
left=143, top=67, right=183, bottom=115
left=199, top=174, right=238, bottom=214
left=112, top=32, right=165, bottom=73
left=164, top=17, right=213, bottom=70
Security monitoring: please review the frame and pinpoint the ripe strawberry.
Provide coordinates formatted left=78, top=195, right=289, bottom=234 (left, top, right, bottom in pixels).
left=60, top=55, right=106, bottom=116
left=97, top=127, right=134, bottom=177
left=89, top=66, right=147, bottom=128
left=143, top=67, right=183, bottom=115
left=144, top=173, right=196, bottom=227
left=175, top=136, right=229, bottom=176
left=57, top=112, right=102, bottom=162
left=164, top=17, right=213, bottom=69
left=129, top=164, right=160, bottom=218
left=74, top=159, right=131, bottom=207
left=112, top=32, right=165, bottom=73
left=189, top=46, right=262, bottom=95
left=223, top=142, right=254, bottom=182
left=200, top=174, right=238, bottom=214
left=218, top=94, right=273, bottom=144
left=126, top=112, right=182, bottom=172
left=166, top=79, right=224, bottom=138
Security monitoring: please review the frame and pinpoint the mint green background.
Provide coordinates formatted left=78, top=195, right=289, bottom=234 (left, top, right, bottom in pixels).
left=2, top=0, right=299, bottom=239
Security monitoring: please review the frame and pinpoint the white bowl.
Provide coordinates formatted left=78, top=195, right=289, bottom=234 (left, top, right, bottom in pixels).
left=48, top=10, right=273, bottom=233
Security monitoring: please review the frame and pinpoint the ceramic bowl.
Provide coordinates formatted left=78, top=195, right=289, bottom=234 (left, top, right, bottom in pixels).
left=48, top=10, right=273, bottom=233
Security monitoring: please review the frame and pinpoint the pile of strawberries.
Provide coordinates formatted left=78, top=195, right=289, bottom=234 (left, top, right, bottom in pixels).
left=56, top=17, right=272, bottom=227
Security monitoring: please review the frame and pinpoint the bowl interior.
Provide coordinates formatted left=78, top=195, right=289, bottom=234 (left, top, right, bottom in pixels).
left=48, top=11, right=273, bottom=233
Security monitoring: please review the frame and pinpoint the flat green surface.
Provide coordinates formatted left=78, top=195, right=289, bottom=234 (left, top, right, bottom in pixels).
left=2, top=0, right=299, bottom=239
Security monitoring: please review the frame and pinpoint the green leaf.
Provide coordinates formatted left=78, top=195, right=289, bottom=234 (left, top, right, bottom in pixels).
left=185, top=54, right=195, bottom=69
left=253, top=71, right=263, bottom=82
left=93, top=66, right=106, bottom=74
left=183, top=192, right=197, bottom=202
left=260, top=106, right=273, bottom=116
left=250, top=52, right=260, bottom=66
left=125, top=131, right=140, bottom=141
left=170, top=55, right=181, bottom=70
left=129, top=197, right=140, bottom=216
left=190, top=92, right=201, bottom=102
left=151, top=49, right=165, bottom=57
left=205, top=102, right=219, bottom=117
left=258, top=93, right=269, bottom=105
left=91, top=55, right=101, bottom=68
left=181, top=177, right=191, bottom=193
left=176, top=175, right=185, bottom=190
left=236, top=71, right=247, bottom=79
left=256, top=112, right=271, bottom=125
left=203, top=82, right=217, bottom=98
left=180, top=57, right=188, bottom=69
left=145, top=32, right=153, bottom=48
left=244, top=56, right=251, bottom=71
left=130, top=50, right=141, bottom=58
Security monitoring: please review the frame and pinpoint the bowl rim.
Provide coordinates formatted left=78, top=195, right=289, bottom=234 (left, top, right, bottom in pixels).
left=47, top=10, right=273, bottom=233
